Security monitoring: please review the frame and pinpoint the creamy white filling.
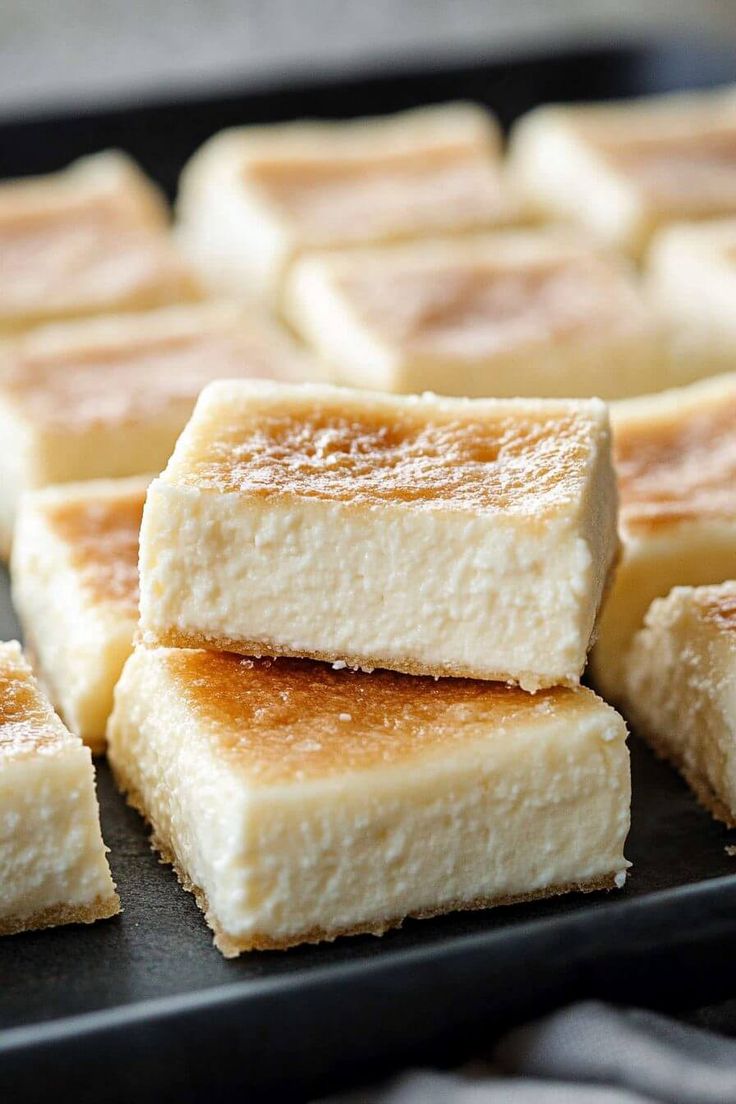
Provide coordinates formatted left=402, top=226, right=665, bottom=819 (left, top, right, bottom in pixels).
left=177, top=149, right=289, bottom=304
left=624, top=586, right=736, bottom=813
left=647, top=226, right=736, bottom=386
left=139, top=485, right=606, bottom=689
left=0, top=402, right=185, bottom=560
left=591, top=520, right=736, bottom=705
left=510, top=115, right=644, bottom=253
left=11, top=505, right=137, bottom=745
left=0, top=748, right=115, bottom=921
left=284, top=258, right=398, bottom=391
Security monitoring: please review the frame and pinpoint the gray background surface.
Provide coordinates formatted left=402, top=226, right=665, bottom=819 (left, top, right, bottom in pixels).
left=2, top=0, right=735, bottom=118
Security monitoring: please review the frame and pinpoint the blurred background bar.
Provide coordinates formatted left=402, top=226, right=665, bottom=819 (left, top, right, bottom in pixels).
left=2, top=0, right=736, bottom=118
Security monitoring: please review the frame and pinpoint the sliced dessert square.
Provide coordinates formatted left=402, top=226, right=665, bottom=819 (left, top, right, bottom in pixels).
left=0, top=150, right=201, bottom=333
left=176, top=103, right=517, bottom=304
left=0, top=300, right=313, bottom=556
left=108, top=645, right=630, bottom=955
left=284, top=230, right=667, bottom=399
left=509, top=85, right=736, bottom=258
left=590, top=373, right=736, bottom=705
left=0, top=640, right=119, bottom=936
left=647, top=218, right=736, bottom=385
left=624, top=581, right=736, bottom=825
left=138, top=381, right=618, bottom=690
left=12, top=476, right=148, bottom=751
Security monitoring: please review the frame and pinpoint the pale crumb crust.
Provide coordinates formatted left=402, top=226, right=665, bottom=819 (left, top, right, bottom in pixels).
left=112, top=760, right=621, bottom=957
left=638, top=728, right=736, bottom=829
left=0, top=892, right=120, bottom=938
left=142, top=627, right=580, bottom=692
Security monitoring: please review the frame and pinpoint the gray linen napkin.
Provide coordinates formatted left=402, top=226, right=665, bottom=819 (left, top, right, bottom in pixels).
left=321, top=1001, right=736, bottom=1104
left=334, top=1069, right=652, bottom=1102
left=495, top=1001, right=736, bottom=1103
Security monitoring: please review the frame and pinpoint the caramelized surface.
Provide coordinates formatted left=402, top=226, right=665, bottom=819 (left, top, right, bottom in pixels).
left=0, top=199, right=194, bottom=327
left=0, top=642, right=73, bottom=759
left=46, top=488, right=145, bottom=612
left=2, top=326, right=303, bottom=430
left=335, top=253, right=642, bottom=356
left=168, top=651, right=592, bottom=784
left=592, top=127, right=736, bottom=215
left=248, top=144, right=507, bottom=243
left=615, top=385, right=736, bottom=531
left=174, top=392, right=601, bottom=514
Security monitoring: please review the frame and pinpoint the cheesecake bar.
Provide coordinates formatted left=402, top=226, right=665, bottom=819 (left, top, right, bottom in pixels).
left=108, top=646, right=630, bottom=954
left=0, top=640, right=118, bottom=936
left=284, top=230, right=667, bottom=399
left=12, top=477, right=148, bottom=751
left=176, top=103, right=516, bottom=305
left=0, top=150, right=201, bottom=333
left=647, top=219, right=736, bottom=385
left=138, top=381, right=618, bottom=690
left=624, top=582, right=736, bottom=826
left=509, top=84, right=736, bottom=258
left=0, top=300, right=313, bottom=556
left=590, top=373, right=736, bottom=705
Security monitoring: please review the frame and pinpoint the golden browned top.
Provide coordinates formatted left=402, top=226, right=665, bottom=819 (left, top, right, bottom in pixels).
left=248, top=143, right=509, bottom=245
left=615, top=385, right=736, bottom=533
left=0, top=194, right=197, bottom=330
left=173, top=390, right=604, bottom=514
left=168, top=650, right=593, bottom=783
left=2, top=323, right=305, bottom=430
left=335, top=252, right=644, bottom=357
left=592, top=126, right=736, bottom=217
left=0, top=641, right=75, bottom=760
left=45, top=488, right=145, bottom=613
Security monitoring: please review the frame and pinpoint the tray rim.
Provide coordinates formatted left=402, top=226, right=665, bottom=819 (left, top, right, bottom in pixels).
left=4, top=871, right=736, bottom=1054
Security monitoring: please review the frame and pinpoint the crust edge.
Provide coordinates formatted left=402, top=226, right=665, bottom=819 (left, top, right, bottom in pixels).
left=0, top=892, right=120, bottom=938
left=139, top=627, right=583, bottom=692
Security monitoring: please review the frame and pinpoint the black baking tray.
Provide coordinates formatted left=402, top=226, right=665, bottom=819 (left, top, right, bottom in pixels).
left=4, top=37, right=736, bottom=1104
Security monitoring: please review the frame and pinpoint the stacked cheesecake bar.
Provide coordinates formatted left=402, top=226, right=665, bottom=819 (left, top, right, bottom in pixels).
left=105, top=380, right=631, bottom=955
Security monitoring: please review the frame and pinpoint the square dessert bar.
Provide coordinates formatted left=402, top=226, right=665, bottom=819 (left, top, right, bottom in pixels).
left=0, top=300, right=314, bottom=556
left=0, top=640, right=118, bottom=936
left=647, top=219, right=736, bottom=385
left=108, top=646, right=630, bottom=955
left=12, top=477, right=149, bottom=751
left=284, top=230, right=668, bottom=399
left=139, top=381, right=618, bottom=690
left=624, top=582, right=736, bottom=826
left=0, top=150, right=201, bottom=333
left=176, top=103, right=517, bottom=304
left=590, top=374, right=736, bottom=705
left=509, top=84, right=736, bottom=258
